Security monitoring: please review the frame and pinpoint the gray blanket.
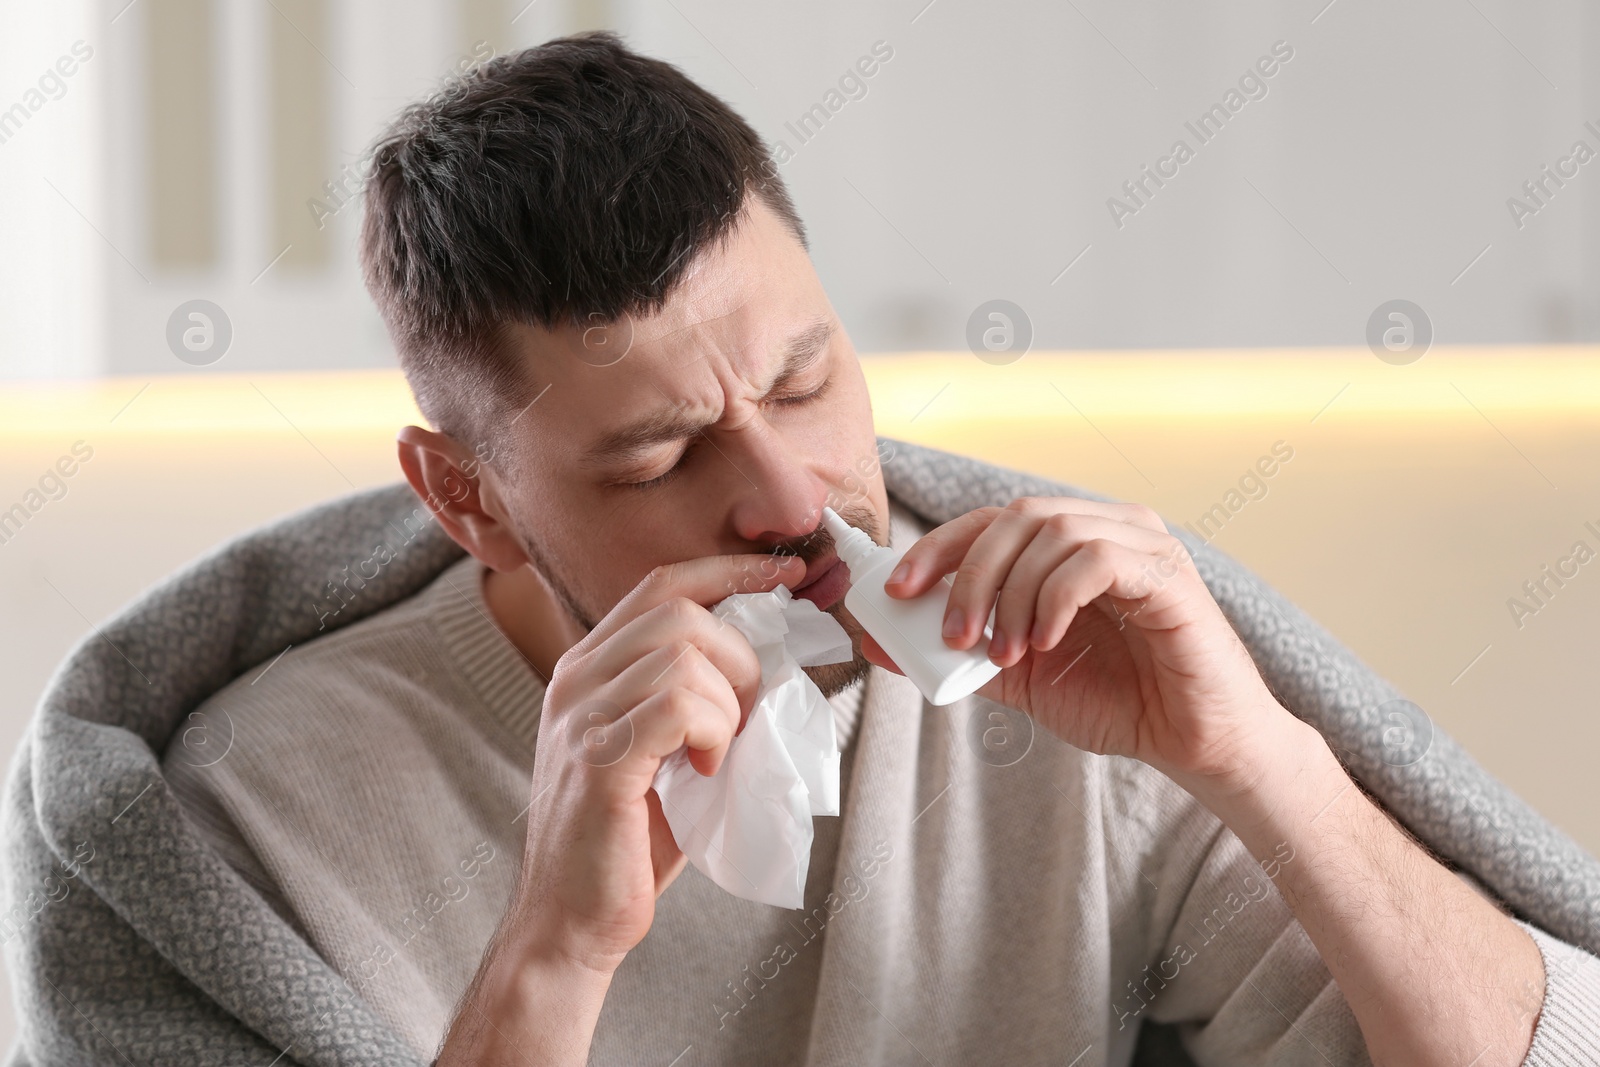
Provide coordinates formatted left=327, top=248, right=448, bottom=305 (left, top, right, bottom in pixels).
left=4, top=437, right=1597, bottom=1066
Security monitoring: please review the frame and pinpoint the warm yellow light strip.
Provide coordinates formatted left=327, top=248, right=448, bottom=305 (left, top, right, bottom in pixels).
left=1, top=347, right=1596, bottom=438
left=866, top=346, right=1600, bottom=428
left=0, top=370, right=426, bottom=437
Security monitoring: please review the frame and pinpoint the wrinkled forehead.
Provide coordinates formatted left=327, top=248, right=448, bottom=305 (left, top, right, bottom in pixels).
left=609, top=201, right=818, bottom=376
left=508, top=202, right=824, bottom=442
left=507, top=287, right=777, bottom=435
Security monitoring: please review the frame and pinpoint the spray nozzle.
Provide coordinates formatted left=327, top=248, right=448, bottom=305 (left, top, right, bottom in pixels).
left=820, top=507, right=879, bottom=571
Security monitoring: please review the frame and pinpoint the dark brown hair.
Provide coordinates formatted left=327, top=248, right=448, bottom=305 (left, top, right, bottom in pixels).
left=359, top=30, right=807, bottom=452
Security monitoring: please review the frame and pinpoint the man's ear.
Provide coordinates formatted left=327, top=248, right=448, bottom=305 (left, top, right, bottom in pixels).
left=396, top=425, right=530, bottom=573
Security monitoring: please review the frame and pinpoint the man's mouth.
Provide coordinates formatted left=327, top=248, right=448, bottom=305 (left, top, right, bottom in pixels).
left=792, top=553, right=848, bottom=611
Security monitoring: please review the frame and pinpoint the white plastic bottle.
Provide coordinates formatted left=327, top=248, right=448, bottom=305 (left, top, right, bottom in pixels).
left=821, top=507, right=1002, bottom=706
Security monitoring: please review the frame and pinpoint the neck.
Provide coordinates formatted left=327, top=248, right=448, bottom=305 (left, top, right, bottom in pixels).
left=480, top=562, right=587, bottom=685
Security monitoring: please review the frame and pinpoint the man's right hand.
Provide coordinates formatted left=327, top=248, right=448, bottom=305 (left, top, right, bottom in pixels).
left=519, top=551, right=806, bottom=970
left=437, top=553, right=806, bottom=1066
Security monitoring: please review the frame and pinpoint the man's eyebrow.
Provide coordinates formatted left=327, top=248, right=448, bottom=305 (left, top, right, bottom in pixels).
left=581, top=317, right=836, bottom=467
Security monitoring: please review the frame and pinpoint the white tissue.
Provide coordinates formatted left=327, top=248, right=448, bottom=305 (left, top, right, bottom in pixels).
left=651, top=583, right=854, bottom=909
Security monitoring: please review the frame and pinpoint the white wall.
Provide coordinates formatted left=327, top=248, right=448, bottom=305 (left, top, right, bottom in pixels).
left=2, top=0, right=1597, bottom=381
left=0, top=0, right=104, bottom=379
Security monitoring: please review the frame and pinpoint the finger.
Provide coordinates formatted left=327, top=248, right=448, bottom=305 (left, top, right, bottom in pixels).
left=860, top=632, right=902, bottom=675
left=1030, top=538, right=1189, bottom=651
left=881, top=507, right=1004, bottom=599
left=993, top=513, right=1173, bottom=664
left=607, top=640, right=741, bottom=741
left=577, top=553, right=807, bottom=654
left=940, top=507, right=1046, bottom=651
left=644, top=787, right=688, bottom=894
left=597, top=687, right=740, bottom=799
left=885, top=497, right=1171, bottom=597
left=589, top=597, right=765, bottom=721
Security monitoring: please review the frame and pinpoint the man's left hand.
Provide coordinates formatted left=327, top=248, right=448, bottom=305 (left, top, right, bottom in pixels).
left=859, top=496, right=1283, bottom=784
left=860, top=496, right=1556, bottom=1067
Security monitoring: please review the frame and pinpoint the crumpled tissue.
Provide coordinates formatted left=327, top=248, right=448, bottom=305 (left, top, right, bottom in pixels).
left=651, top=583, right=854, bottom=909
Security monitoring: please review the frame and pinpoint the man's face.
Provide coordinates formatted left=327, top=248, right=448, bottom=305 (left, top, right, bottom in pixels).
left=486, top=196, right=890, bottom=695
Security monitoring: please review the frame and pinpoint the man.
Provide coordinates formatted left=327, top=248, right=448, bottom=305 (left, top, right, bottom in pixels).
left=7, top=31, right=1600, bottom=1067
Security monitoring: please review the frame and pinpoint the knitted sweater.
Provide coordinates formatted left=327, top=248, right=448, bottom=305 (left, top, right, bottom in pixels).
left=5, top=438, right=1600, bottom=1066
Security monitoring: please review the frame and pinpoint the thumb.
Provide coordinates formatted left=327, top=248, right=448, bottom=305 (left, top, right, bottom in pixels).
left=861, top=632, right=903, bottom=676
left=645, top=787, right=688, bottom=895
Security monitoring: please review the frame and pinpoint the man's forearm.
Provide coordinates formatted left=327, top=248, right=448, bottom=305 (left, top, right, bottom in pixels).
left=435, top=924, right=614, bottom=1067
left=1171, top=709, right=1544, bottom=1067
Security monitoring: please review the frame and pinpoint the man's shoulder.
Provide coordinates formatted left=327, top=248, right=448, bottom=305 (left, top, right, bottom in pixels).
left=879, top=437, right=1118, bottom=528
left=885, top=493, right=932, bottom=546
left=159, top=554, right=492, bottom=771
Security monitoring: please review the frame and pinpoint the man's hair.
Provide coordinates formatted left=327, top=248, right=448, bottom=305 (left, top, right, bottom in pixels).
left=359, top=30, right=808, bottom=452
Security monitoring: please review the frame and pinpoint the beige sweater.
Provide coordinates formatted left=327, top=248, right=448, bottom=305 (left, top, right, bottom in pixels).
left=164, top=499, right=1417, bottom=1066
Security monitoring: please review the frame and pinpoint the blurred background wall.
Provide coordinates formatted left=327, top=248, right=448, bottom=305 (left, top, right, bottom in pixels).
left=3, top=0, right=1600, bottom=1056
left=4, top=0, right=1599, bottom=380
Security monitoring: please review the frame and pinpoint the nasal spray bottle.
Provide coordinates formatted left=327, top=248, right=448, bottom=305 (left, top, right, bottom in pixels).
left=821, top=506, right=1002, bottom=706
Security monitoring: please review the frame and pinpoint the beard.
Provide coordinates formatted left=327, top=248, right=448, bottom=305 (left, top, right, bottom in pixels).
left=801, top=608, right=873, bottom=697
left=517, top=498, right=886, bottom=698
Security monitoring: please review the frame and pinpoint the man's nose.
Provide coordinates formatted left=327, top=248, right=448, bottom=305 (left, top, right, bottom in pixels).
left=724, top=422, right=826, bottom=545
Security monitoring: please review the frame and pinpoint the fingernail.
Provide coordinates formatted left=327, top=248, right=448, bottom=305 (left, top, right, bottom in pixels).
left=942, top=607, right=966, bottom=641
left=887, top=561, right=910, bottom=585
left=1029, top=620, right=1046, bottom=647
left=988, top=630, right=1008, bottom=662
